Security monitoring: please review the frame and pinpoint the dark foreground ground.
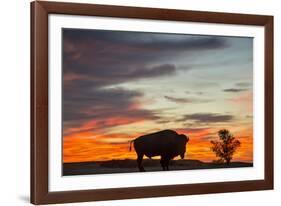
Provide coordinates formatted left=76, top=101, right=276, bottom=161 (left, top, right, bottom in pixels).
left=63, top=159, right=253, bottom=176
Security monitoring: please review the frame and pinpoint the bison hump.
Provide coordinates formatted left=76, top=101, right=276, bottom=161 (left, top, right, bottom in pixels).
left=150, top=129, right=178, bottom=136
left=135, top=130, right=179, bottom=142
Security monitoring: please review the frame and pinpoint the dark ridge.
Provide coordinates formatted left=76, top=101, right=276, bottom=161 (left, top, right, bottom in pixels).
left=63, top=159, right=253, bottom=176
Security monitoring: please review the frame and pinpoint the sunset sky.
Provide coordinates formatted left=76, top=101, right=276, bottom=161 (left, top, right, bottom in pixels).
left=63, top=28, right=253, bottom=163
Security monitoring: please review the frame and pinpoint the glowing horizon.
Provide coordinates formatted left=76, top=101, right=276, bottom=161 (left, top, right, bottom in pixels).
left=62, top=29, right=253, bottom=164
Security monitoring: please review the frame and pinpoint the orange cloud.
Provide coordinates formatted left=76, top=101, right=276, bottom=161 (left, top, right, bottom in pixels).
left=64, top=116, right=148, bottom=137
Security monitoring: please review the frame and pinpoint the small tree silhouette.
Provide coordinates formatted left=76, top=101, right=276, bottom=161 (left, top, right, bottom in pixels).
left=210, top=129, right=241, bottom=165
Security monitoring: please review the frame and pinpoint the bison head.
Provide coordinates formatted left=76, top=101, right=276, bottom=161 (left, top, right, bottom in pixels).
left=178, top=134, right=189, bottom=159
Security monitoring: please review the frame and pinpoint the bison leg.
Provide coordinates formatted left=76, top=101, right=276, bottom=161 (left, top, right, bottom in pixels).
left=137, top=154, right=145, bottom=172
left=165, top=159, right=170, bottom=171
left=160, top=157, right=166, bottom=171
left=160, top=157, right=170, bottom=171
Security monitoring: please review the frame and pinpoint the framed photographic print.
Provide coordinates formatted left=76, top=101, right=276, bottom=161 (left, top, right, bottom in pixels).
left=30, top=1, right=274, bottom=204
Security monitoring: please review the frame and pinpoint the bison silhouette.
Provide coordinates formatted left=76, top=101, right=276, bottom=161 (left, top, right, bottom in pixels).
left=129, top=129, right=189, bottom=171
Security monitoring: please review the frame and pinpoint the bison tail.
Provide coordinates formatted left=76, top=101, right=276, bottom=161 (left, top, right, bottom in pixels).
left=129, top=140, right=134, bottom=151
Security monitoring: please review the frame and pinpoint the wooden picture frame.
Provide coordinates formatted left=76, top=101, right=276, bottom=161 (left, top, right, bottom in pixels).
left=31, top=0, right=274, bottom=204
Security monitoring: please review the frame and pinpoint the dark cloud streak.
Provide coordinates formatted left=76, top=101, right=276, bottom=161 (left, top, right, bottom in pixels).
left=223, top=88, right=248, bottom=93
left=164, top=95, right=212, bottom=104
left=178, top=113, right=234, bottom=123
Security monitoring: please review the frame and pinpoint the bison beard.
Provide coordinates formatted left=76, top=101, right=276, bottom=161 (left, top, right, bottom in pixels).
left=129, top=130, right=189, bottom=171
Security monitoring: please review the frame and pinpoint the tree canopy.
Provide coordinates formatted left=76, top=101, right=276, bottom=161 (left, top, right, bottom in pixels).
left=210, top=129, right=241, bottom=164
